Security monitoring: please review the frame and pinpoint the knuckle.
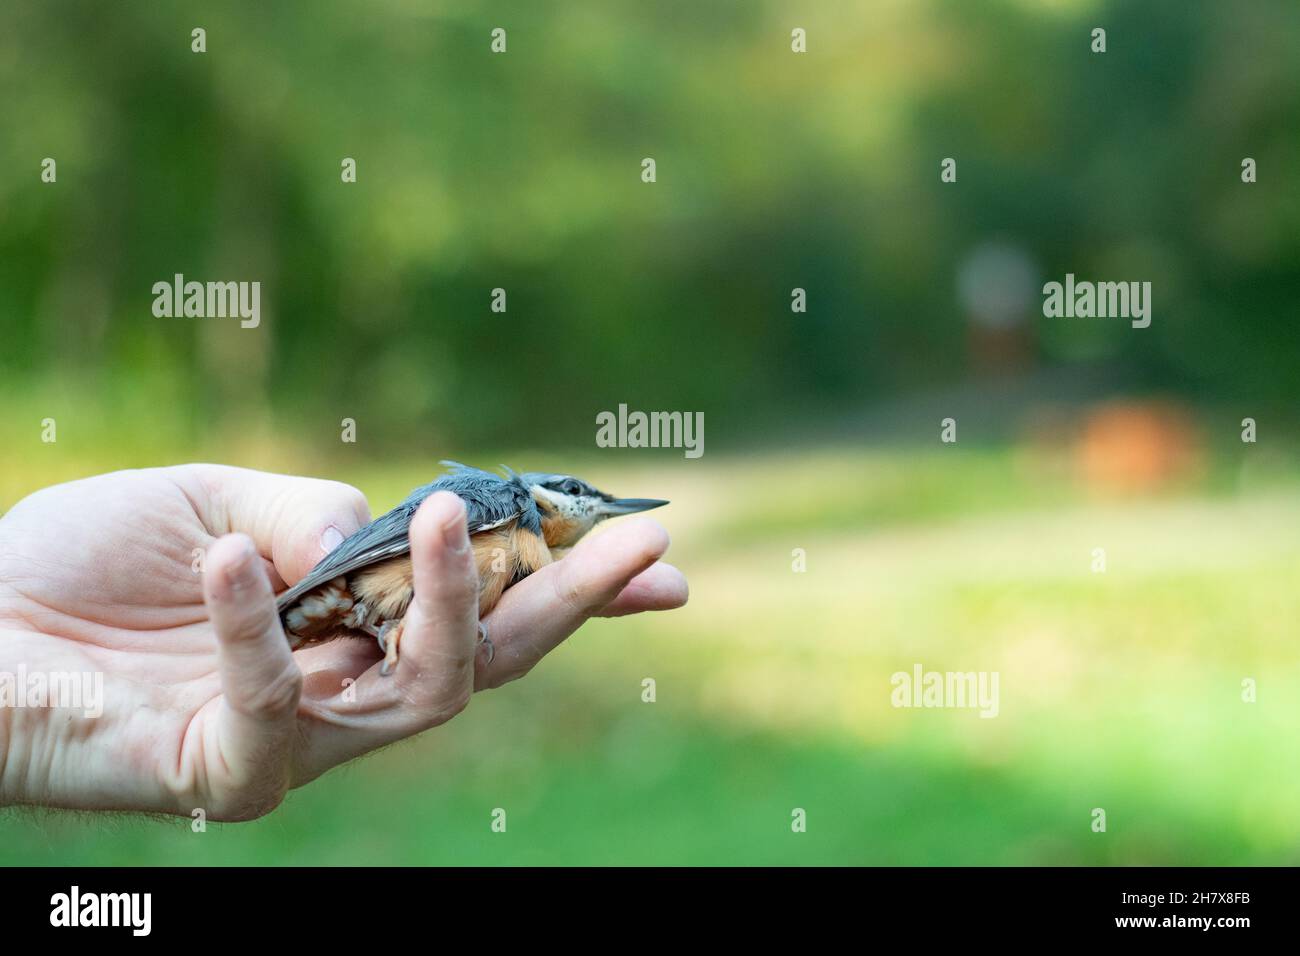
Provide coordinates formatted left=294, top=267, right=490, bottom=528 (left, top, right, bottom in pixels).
left=223, top=607, right=277, bottom=645
left=455, top=560, right=480, bottom=603
left=553, top=568, right=604, bottom=617
left=429, top=557, right=478, bottom=609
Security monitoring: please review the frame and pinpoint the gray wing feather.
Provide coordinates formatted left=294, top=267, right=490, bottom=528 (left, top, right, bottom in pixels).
left=275, top=465, right=538, bottom=613
left=274, top=504, right=420, bottom=612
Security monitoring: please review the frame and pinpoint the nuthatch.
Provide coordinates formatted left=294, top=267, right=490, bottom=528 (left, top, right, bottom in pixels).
left=276, top=462, right=668, bottom=674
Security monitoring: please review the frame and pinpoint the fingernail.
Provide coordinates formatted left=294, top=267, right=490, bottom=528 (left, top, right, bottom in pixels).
left=441, top=500, right=469, bottom=552
left=321, top=525, right=345, bottom=555
left=225, top=538, right=260, bottom=591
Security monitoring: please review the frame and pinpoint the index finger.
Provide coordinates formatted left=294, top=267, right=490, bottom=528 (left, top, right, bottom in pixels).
left=473, top=518, right=685, bottom=690
left=170, top=464, right=372, bottom=586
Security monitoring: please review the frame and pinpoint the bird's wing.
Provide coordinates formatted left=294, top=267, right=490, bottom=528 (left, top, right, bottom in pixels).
left=275, top=470, right=528, bottom=613
left=274, top=502, right=420, bottom=612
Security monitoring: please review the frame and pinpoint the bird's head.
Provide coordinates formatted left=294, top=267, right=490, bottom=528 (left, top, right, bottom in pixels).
left=522, top=472, right=668, bottom=548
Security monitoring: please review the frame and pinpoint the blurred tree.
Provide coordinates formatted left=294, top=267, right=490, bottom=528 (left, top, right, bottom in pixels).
left=1, top=0, right=1296, bottom=452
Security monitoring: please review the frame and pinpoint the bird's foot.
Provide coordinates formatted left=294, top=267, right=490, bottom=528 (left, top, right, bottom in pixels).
left=345, top=601, right=380, bottom=636
left=377, top=619, right=489, bottom=676
left=378, top=618, right=405, bottom=676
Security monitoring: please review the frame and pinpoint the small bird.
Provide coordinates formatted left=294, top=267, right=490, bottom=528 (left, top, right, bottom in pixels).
left=276, top=462, right=668, bottom=674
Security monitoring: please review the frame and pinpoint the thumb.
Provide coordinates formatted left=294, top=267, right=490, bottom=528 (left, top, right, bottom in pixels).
left=202, top=532, right=303, bottom=819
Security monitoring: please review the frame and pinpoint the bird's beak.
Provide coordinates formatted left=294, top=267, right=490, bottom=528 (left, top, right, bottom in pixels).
left=599, top=497, right=669, bottom=516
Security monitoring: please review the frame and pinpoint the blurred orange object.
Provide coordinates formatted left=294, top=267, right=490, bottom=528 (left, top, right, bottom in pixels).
left=1076, top=401, right=1202, bottom=494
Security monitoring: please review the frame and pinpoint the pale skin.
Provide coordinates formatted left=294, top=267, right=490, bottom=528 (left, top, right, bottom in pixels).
left=0, top=464, right=688, bottom=820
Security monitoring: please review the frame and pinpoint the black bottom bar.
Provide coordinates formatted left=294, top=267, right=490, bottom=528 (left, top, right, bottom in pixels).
left=0, top=866, right=1280, bottom=941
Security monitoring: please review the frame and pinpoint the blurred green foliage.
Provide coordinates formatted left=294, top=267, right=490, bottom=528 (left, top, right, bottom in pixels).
left=2, top=0, right=1298, bottom=452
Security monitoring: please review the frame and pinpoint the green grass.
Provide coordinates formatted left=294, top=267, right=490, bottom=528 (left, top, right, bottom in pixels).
left=3, top=445, right=1300, bottom=865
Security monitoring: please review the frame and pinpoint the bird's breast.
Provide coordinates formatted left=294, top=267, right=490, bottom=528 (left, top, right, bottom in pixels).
left=350, top=555, right=416, bottom=620
left=286, top=519, right=556, bottom=648
left=466, top=521, right=553, bottom=614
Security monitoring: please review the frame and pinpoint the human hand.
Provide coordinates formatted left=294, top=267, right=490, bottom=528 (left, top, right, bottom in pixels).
left=0, top=464, right=687, bottom=820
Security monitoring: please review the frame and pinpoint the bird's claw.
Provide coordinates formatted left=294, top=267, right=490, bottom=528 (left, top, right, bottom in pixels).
left=378, top=619, right=404, bottom=676
left=476, top=621, right=494, bottom=666
left=377, top=619, right=490, bottom=676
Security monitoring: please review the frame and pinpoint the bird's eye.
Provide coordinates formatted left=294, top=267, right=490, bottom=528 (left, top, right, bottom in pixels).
left=562, top=480, right=583, bottom=496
